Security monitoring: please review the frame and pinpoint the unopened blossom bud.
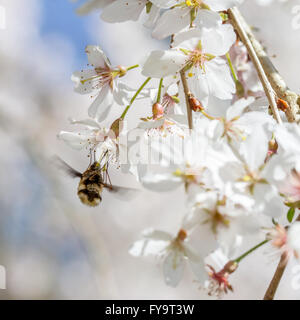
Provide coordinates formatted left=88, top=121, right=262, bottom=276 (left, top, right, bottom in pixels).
left=223, top=261, right=238, bottom=274
left=152, top=102, right=164, bottom=120
left=171, top=95, right=180, bottom=104
left=277, top=98, right=289, bottom=112
left=188, top=94, right=204, bottom=112
left=265, top=136, right=278, bottom=162
left=117, top=65, right=127, bottom=77
left=176, top=229, right=188, bottom=242
left=268, top=138, right=278, bottom=154
left=110, top=118, right=123, bottom=138
left=235, top=80, right=245, bottom=98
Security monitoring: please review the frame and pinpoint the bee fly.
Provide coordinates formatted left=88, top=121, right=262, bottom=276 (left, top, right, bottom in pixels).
left=54, top=155, right=136, bottom=207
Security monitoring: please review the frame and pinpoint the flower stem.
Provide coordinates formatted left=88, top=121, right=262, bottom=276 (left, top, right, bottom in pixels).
left=201, top=110, right=217, bottom=120
left=180, top=69, right=193, bottom=130
left=156, top=78, right=163, bottom=103
left=228, top=7, right=282, bottom=124
left=226, top=52, right=238, bottom=82
left=126, top=64, right=139, bottom=71
left=234, top=239, right=269, bottom=264
left=120, top=77, right=151, bottom=119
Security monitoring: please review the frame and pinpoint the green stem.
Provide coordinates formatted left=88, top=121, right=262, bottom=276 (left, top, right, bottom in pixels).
left=120, top=77, right=151, bottom=119
left=226, top=52, right=238, bottom=82
left=126, top=64, right=139, bottom=71
left=234, top=240, right=269, bottom=263
left=156, top=78, right=163, bottom=103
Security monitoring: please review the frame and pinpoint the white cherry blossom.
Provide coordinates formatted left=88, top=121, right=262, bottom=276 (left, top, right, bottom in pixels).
left=142, top=25, right=236, bottom=101
left=129, top=228, right=208, bottom=286
left=151, top=0, right=243, bottom=39
left=101, top=0, right=161, bottom=27
left=72, top=45, right=135, bottom=121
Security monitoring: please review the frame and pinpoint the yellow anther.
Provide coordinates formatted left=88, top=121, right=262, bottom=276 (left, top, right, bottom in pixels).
left=173, top=169, right=182, bottom=177
left=188, top=72, right=194, bottom=77
left=186, top=0, right=192, bottom=6
left=242, top=175, right=252, bottom=182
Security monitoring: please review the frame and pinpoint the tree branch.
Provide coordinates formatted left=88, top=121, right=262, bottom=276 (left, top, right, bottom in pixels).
left=229, top=7, right=299, bottom=122
left=263, top=251, right=288, bottom=300
left=228, top=7, right=282, bottom=124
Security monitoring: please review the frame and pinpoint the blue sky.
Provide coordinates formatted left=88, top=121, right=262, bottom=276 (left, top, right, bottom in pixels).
left=40, top=0, right=97, bottom=67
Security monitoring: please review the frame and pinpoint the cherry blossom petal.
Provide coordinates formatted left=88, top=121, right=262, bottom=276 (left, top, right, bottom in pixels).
left=202, top=24, right=236, bottom=56
left=71, top=69, right=97, bottom=94
left=152, top=7, right=191, bottom=40
left=205, top=0, right=244, bottom=11
left=194, top=9, right=222, bottom=29
left=142, top=228, right=173, bottom=241
left=163, top=250, right=185, bottom=287
left=129, top=239, right=169, bottom=256
left=143, top=4, right=161, bottom=28
left=226, top=97, right=255, bottom=121
left=199, top=58, right=236, bottom=100
left=150, top=0, right=178, bottom=8
left=85, top=45, right=110, bottom=68
left=101, top=0, right=147, bottom=22
left=57, top=132, right=94, bottom=150
left=88, top=85, right=114, bottom=121
left=142, top=50, right=186, bottom=78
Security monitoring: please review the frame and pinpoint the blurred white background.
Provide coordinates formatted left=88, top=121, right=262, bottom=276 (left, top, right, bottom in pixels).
left=0, top=0, right=299, bottom=299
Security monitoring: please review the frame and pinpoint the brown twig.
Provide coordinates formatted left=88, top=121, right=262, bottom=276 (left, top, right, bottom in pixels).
left=263, top=251, right=288, bottom=300
left=180, top=69, right=193, bottom=130
left=229, top=7, right=299, bottom=122
left=228, top=7, right=282, bottom=124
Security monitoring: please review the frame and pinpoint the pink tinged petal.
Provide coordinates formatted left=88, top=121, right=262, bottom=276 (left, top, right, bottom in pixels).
left=129, top=239, right=169, bottom=256
left=205, top=0, right=244, bottom=11
left=88, top=85, right=114, bottom=121
left=152, top=7, right=191, bottom=40
left=201, top=58, right=236, bottom=100
left=163, top=250, right=185, bottom=287
left=101, top=0, right=147, bottom=22
left=85, top=45, right=110, bottom=68
left=202, top=24, right=236, bottom=56
left=142, top=50, right=186, bottom=78
left=57, top=131, right=94, bottom=150
left=71, top=70, right=97, bottom=94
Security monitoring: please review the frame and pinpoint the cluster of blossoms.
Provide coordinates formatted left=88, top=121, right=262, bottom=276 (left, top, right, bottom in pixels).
left=59, top=0, right=300, bottom=298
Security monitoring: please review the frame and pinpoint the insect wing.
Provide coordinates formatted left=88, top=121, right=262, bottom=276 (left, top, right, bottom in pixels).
left=103, top=183, right=139, bottom=201
left=52, top=156, right=82, bottom=178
